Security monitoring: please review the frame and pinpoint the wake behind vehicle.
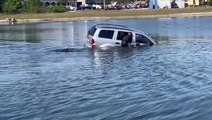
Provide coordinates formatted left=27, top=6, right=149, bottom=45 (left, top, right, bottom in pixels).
left=85, top=24, right=157, bottom=48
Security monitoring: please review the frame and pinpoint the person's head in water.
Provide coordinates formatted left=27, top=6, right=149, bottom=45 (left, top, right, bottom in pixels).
left=63, top=47, right=69, bottom=52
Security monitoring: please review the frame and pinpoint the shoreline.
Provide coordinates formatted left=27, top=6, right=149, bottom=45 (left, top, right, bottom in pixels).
left=1, top=11, right=212, bottom=25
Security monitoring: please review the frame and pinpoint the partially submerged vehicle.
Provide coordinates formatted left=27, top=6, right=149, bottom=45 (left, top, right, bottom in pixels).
left=85, top=24, right=157, bottom=48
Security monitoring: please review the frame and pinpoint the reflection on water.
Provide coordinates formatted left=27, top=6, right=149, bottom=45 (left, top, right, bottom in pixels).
left=0, top=21, right=88, bottom=45
left=0, top=17, right=212, bottom=120
left=92, top=48, right=134, bottom=67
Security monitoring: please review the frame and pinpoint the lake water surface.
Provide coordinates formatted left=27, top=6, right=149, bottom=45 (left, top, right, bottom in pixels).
left=0, top=17, right=212, bottom=120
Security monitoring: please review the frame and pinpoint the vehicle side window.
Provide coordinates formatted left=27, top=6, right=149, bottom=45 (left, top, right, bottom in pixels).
left=98, top=30, right=114, bottom=39
left=136, top=34, right=153, bottom=45
left=117, top=31, right=131, bottom=41
left=88, top=27, right=97, bottom=36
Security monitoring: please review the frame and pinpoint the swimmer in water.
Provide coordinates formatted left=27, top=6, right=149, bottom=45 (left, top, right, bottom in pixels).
left=52, top=47, right=84, bottom=52
left=63, top=47, right=69, bottom=52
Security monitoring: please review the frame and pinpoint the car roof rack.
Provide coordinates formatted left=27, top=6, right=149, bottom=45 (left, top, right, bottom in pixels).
left=95, top=23, right=128, bottom=28
left=100, top=26, right=134, bottom=31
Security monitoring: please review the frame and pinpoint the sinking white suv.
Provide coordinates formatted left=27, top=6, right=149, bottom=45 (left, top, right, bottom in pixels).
left=85, top=24, right=157, bottom=48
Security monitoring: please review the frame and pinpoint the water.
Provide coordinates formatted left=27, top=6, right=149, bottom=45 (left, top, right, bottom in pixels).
left=0, top=17, right=212, bottom=120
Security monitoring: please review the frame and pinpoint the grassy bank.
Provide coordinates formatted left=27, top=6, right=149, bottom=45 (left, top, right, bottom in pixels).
left=0, top=7, right=212, bottom=20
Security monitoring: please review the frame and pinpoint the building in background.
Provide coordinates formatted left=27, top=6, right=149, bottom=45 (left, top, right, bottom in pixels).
left=157, top=0, right=171, bottom=8
left=185, top=0, right=205, bottom=6
left=40, top=0, right=86, bottom=7
left=40, top=0, right=205, bottom=9
left=149, top=0, right=159, bottom=9
left=175, top=0, right=185, bottom=8
left=150, top=0, right=185, bottom=9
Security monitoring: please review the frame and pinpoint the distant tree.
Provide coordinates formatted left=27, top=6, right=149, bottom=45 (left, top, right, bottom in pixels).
left=209, top=0, right=212, bottom=5
left=0, top=0, right=6, bottom=12
left=21, top=0, right=27, bottom=11
left=3, top=0, right=22, bottom=13
left=26, top=0, right=41, bottom=13
left=105, top=0, right=112, bottom=4
left=51, top=5, right=66, bottom=13
left=57, top=0, right=67, bottom=5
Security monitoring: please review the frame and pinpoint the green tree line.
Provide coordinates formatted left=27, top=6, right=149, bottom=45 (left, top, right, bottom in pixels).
left=0, top=0, right=67, bottom=14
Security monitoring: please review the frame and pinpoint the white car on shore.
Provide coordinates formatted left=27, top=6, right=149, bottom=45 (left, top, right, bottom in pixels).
left=85, top=24, right=157, bottom=48
left=92, top=4, right=102, bottom=9
left=66, top=6, right=76, bottom=11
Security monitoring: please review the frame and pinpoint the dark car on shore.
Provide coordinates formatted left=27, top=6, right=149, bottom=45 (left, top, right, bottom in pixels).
left=77, top=4, right=95, bottom=10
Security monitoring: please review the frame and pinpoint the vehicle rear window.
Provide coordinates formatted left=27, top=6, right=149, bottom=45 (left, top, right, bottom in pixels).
left=98, top=30, right=114, bottom=39
left=88, top=27, right=97, bottom=36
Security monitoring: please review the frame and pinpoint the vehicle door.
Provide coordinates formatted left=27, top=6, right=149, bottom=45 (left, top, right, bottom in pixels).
left=135, top=33, right=154, bottom=46
left=96, top=29, right=116, bottom=46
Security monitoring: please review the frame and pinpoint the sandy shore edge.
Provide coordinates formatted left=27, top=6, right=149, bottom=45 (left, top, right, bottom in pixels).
left=1, top=12, right=212, bottom=25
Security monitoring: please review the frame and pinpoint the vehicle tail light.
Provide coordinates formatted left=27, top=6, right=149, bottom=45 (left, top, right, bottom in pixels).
left=91, top=39, right=95, bottom=48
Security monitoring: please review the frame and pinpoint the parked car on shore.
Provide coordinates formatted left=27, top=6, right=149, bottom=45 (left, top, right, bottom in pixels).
left=105, top=2, right=118, bottom=10
left=66, top=6, right=76, bottom=11
left=78, top=4, right=94, bottom=10
left=92, top=4, right=102, bottom=9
